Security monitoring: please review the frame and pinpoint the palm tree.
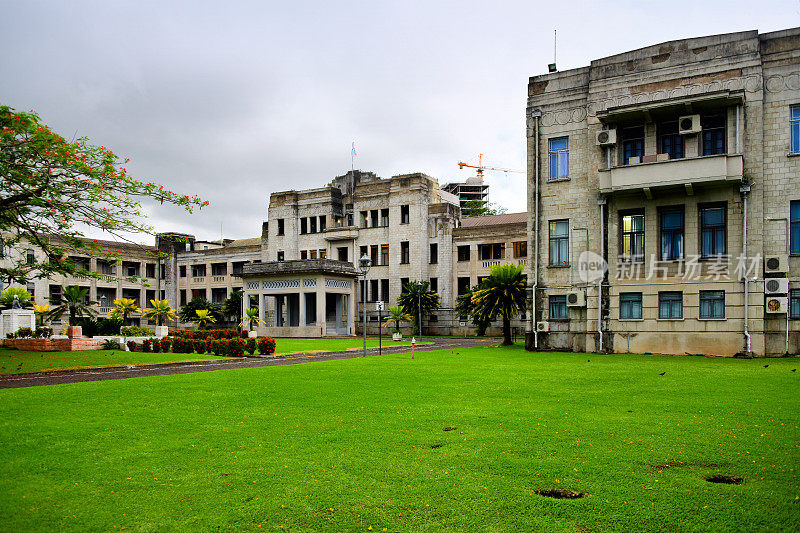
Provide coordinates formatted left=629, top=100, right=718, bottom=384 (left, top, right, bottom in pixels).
left=32, top=303, right=52, bottom=326
left=142, top=299, right=177, bottom=326
left=179, top=297, right=224, bottom=324
left=239, top=307, right=265, bottom=332
left=454, top=285, right=491, bottom=337
left=49, top=285, right=97, bottom=325
left=397, top=280, right=440, bottom=336
left=108, top=297, right=141, bottom=325
left=471, top=263, right=527, bottom=346
left=382, top=305, right=412, bottom=335
left=192, top=309, right=217, bottom=330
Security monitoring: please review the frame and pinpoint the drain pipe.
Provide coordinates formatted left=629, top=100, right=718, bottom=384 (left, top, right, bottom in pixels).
left=597, top=196, right=606, bottom=352
left=531, top=109, right=542, bottom=348
left=741, top=184, right=751, bottom=354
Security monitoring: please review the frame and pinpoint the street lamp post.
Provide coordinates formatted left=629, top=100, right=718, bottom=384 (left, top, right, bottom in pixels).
left=358, top=254, right=372, bottom=357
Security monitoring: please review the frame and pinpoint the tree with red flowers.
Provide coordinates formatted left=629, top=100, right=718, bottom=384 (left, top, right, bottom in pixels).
left=0, top=105, right=208, bottom=284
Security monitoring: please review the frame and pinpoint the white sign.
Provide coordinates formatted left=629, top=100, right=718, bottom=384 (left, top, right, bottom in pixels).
left=375, top=301, right=385, bottom=311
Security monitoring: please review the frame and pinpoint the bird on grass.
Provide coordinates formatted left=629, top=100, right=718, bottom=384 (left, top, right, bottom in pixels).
left=764, top=364, right=769, bottom=368
left=659, top=372, right=666, bottom=376
left=792, top=369, right=796, bottom=372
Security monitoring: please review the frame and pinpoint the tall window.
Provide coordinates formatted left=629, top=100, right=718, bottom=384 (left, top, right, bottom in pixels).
left=699, top=290, right=725, bottom=319
left=380, top=208, right=389, bottom=227
left=380, top=244, right=389, bottom=266
left=319, top=216, right=326, bottom=231
left=300, top=217, right=307, bottom=234
left=660, top=209, right=684, bottom=261
left=702, top=115, right=726, bottom=155
left=622, top=126, right=644, bottom=164
left=370, top=210, right=379, bottom=228
left=790, top=289, right=800, bottom=319
left=429, top=278, right=438, bottom=293
left=513, top=241, right=527, bottom=258
left=26, top=249, right=35, bottom=265
left=621, top=212, right=644, bottom=262
left=791, top=105, right=800, bottom=154
left=400, top=205, right=410, bottom=224
left=429, top=243, right=438, bottom=264
left=277, top=251, right=284, bottom=262
left=400, top=241, right=410, bottom=264
left=791, top=201, right=800, bottom=255
left=549, top=295, right=568, bottom=320
left=549, top=137, right=569, bottom=181
left=381, top=279, right=390, bottom=302
left=658, top=291, right=683, bottom=319
left=300, top=250, right=308, bottom=260
left=457, top=277, right=470, bottom=296
left=179, top=265, right=186, bottom=278
left=457, top=245, right=470, bottom=262
left=310, top=217, right=317, bottom=233
left=478, top=243, right=504, bottom=260
left=277, top=219, right=284, bottom=236
left=549, top=220, right=569, bottom=266
left=620, top=292, right=643, bottom=320
left=400, top=278, right=409, bottom=293
left=700, top=205, right=726, bottom=257
left=338, top=247, right=348, bottom=262
left=370, top=244, right=379, bottom=266
left=659, top=121, right=684, bottom=160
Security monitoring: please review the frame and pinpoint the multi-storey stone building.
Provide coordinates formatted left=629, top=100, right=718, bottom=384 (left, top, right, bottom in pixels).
left=525, top=28, right=800, bottom=356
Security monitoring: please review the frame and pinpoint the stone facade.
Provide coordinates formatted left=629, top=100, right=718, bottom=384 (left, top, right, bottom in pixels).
left=525, top=28, right=800, bottom=356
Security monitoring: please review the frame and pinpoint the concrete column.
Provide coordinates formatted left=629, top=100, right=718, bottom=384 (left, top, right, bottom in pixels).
left=316, top=285, right=326, bottom=334
left=299, top=290, right=306, bottom=327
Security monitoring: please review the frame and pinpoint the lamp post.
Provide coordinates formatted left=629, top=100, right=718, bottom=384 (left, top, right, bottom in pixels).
left=358, top=254, right=372, bottom=357
left=99, top=294, right=108, bottom=310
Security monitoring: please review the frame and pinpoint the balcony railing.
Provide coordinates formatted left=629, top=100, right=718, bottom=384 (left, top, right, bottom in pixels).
left=598, top=154, right=743, bottom=195
left=213, top=276, right=226, bottom=282
left=481, top=260, right=501, bottom=268
left=192, top=277, right=205, bottom=283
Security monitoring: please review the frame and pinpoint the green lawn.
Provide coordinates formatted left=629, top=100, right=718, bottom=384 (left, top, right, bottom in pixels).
left=0, top=346, right=797, bottom=531
left=0, top=338, right=418, bottom=375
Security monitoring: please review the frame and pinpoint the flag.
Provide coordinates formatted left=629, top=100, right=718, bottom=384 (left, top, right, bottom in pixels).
left=351, top=142, right=357, bottom=158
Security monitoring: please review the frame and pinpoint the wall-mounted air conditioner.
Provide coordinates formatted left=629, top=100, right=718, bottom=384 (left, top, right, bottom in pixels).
left=567, top=290, right=586, bottom=307
left=595, top=129, right=617, bottom=146
left=764, top=278, right=789, bottom=295
left=678, top=114, right=701, bottom=134
left=765, top=296, right=788, bottom=314
left=764, top=255, right=788, bottom=274
left=536, top=321, right=549, bottom=332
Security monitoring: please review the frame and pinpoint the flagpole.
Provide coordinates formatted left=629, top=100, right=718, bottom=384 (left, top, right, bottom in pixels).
left=351, top=141, right=355, bottom=172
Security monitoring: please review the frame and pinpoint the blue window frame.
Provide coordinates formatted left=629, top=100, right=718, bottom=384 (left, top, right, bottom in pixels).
left=549, top=295, right=568, bottom=320
left=702, top=115, right=726, bottom=155
left=792, top=201, right=800, bottom=255
left=658, top=291, right=683, bottom=319
left=659, top=121, right=684, bottom=160
left=549, top=137, right=569, bottom=181
left=699, top=290, right=725, bottom=319
left=660, top=209, right=684, bottom=261
left=620, top=292, right=643, bottom=320
left=622, top=126, right=644, bottom=165
left=791, top=289, right=800, bottom=319
left=701, top=206, right=726, bottom=257
left=791, top=105, right=800, bottom=154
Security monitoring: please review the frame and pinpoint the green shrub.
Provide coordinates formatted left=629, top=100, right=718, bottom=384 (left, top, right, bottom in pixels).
left=229, top=338, right=246, bottom=357
left=160, top=338, right=172, bottom=353
left=126, top=340, right=138, bottom=352
left=17, top=327, right=33, bottom=338
left=245, top=337, right=257, bottom=355
left=102, top=339, right=121, bottom=350
left=142, top=338, right=152, bottom=353
left=121, top=325, right=155, bottom=337
left=193, top=340, right=207, bottom=354
left=151, top=339, right=161, bottom=353
left=34, top=326, right=53, bottom=338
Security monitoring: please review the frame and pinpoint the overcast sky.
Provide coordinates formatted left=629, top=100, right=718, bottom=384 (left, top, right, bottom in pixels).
left=3, top=1, right=798, bottom=243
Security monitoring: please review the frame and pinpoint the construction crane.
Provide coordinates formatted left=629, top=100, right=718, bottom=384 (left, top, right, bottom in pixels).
left=457, top=153, right=523, bottom=179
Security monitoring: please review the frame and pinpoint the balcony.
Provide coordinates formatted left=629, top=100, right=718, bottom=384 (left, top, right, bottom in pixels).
left=598, top=154, right=743, bottom=196
left=323, top=226, right=359, bottom=241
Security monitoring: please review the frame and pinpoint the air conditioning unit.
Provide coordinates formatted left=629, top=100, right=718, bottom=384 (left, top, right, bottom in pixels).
left=567, top=290, right=586, bottom=307
left=764, top=255, right=788, bottom=274
left=536, top=321, right=550, bottom=332
left=595, top=129, right=617, bottom=146
left=764, top=277, right=789, bottom=295
left=678, top=114, right=701, bottom=134
left=765, top=296, right=788, bottom=314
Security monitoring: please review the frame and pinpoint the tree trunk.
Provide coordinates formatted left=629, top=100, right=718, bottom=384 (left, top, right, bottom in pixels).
left=502, top=316, right=512, bottom=345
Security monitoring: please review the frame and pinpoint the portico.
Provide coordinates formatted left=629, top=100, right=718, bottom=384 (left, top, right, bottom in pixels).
left=240, top=259, right=358, bottom=337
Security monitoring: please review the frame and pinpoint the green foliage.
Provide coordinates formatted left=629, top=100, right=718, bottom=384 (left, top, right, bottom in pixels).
left=223, top=289, right=243, bottom=323
left=258, top=337, right=277, bottom=355
left=48, top=285, right=96, bottom=325
left=178, top=297, right=223, bottom=324
left=245, top=337, right=257, bottom=355
left=397, top=280, right=441, bottom=335
left=239, top=307, right=265, bottom=331
left=108, top=298, right=140, bottom=323
left=0, top=287, right=33, bottom=310
left=454, top=284, right=492, bottom=336
left=192, top=309, right=217, bottom=330
left=120, top=325, right=154, bottom=337
left=102, top=339, right=121, bottom=350
left=460, top=199, right=507, bottom=218
left=141, top=299, right=177, bottom=326
left=472, top=263, right=527, bottom=345
left=0, top=105, right=207, bottom=285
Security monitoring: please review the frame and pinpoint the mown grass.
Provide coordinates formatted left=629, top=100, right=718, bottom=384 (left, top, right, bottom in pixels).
left=0, top=338, right=416, bottom=375
left=0, top=345, right=797, bottom=531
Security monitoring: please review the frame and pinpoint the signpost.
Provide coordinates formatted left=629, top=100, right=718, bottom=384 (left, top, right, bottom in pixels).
left=376, top=301, right=384, bottom=356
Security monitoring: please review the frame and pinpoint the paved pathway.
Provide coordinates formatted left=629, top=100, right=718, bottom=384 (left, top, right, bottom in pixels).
left=0, top=337, right=498, bottom=389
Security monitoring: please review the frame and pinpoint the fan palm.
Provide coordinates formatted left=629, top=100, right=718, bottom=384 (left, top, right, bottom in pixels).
left=142, top=299, right=177, bottom=326
left=49, top=285, right=97, bottom=325
left=471, top=263, right=527, bottom=346
left=454, top=284, right=492, bottom=336
left=397, top=280, right=440, bottom=336
left=382, top=305, right=413, bottom=334
left=192, top=309, right=217, bottom=330
left=32, top=303, right=52, bottom=326
left=108, top=297, right=141, bottom=324
left=239, top=307, right=265, bottom=331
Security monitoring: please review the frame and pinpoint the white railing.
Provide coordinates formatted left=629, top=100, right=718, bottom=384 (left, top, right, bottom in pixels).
left=481, top=260, right=501, bottom=268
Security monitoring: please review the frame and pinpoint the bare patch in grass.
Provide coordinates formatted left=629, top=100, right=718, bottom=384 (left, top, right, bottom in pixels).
left=705, top=475, right=742, bottom=485
left=443, top=426, right=456, bottom=432
left=535, top=489, right=587, bottom=499
left=430, top=444, right=444, bottom=449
